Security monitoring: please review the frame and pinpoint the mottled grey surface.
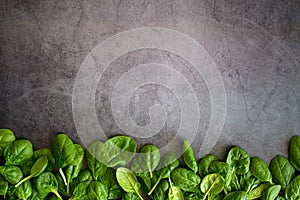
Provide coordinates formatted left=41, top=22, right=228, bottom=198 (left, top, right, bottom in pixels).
left=0, top=0, right=299, bottom=163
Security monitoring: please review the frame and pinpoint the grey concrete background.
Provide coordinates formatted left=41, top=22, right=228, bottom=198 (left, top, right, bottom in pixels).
left=0, top=0, right=299, bottom=163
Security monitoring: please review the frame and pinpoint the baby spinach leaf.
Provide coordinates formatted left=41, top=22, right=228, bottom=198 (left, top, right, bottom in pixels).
left=168, top=178, right=184, bottom=200
left=69, top=181, right=90, bottom=200
left=138, top=144, right=160, bottom=178
left=101, top=167, right=124, bottom=199
left=35, top=172, right=62, bottom=200
left=4, top=139, right=33, bottom=166
left=148, top=152, right=180, bottom=195
left=15, top=180, right=32, bottom=200
left=105, top=136, right=137, bottom=167
left=208, top=161, right=231, bottom=179
left=226, top=146, right=250, bottom=175
left=198, top=154, right=218, bottom=178
left=122, top=192, right=140, bottom=200
left=0, top=175, right=8, bottom=198
left=65, top=161, right=83, bottom=193
left=86, top=141, right=108, bottom=181
left=15, top=155, right=48, bottom=187
left=261, top=185, right=281, bottom=200
left=171, top=168, right=201, bottom=192
left=250, top=157, right=272, bottom=183
left=87, top=181, right=108, bottom=200
left=0, top=128, right=16, bottom=156
left=223, top=191, right=250, bottom=200
left=0, top=165, right=23, bottom=184
left=33, top=148, right=55, bottom=172
left=182, top=140, right=198, bottom=173
left=55, top=172, right=70, bottom=197
left=200, top=173, right=224, bottom=200
left=152, top=179, right=169, bottom=200
left=285, top=175, right=300, bottom=200
left=72, top=169, right=93, bottom=186
left=240, top=171, right=261, bottom=193
left=269, top=155, right=295, bottom=190
left=53, top=134, right=75, bottom=169
left=248, top=183, right=270, bottom=199
left=116, top=167, right=143, bottom=200
left=289, top=135, right=300, bottom=171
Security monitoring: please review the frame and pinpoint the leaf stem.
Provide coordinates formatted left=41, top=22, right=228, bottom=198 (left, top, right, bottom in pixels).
left=148, top=176, right=161, bottom=195
left=59, top=168, right=68, bottom=186
left=15, top=176, right=31, bottom=188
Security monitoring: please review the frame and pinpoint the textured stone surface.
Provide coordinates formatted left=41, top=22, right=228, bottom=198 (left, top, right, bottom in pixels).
left=0, top=0, right=299, bottom=162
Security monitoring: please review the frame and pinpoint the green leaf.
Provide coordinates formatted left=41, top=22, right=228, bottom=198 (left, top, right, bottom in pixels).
left=171, top=168, right=201, bottom=192
left=152, top=179, right=169, bottom=200
left=200, top=173, right=224, bottom=200
left=223, top=191, right=250, bottom=200
left=69, top=181, right=90, bottom=200
left=198, top=154, right=218, bottom=178
left=0, top=165, right=23, bottom=184
left=250, top=157, right=272, bottom=182
left=35, top=172, right=62, bottom=200
left=0, top=175, right=8, bottom=198
left=208, top=161, right=231, bottom=179
left=101, top=167, right=124, bottom=199
left=138, top=144, right=160, bottom=177
left=15, top=180, right=32, bottom=200
left=182, top=140, right=198, bottom=173
left=86, top=141, right=108, bottom=181
left=285, top=175, right=300, bottom=200
left=226, top=146, right=250, bottom=175
left=168, top=179, right=184, bottom=200
left=116, top=167, right=143, bottom=200
left=53, top=134, right=75, bottom=169
left=105, top=136, right=137, bottom=167
left=33, top=148, right=55, bottom=172
left=289, top=135, right=300, bottom=171
left=0, top=128, right=16, bottom=156
left=239, top=171, right=261, bottom=192
left=15, top=155, right=48, bottom=187
left=87, top=181, right=108, bottom=200
left=148, top=152, right=180, bottom=195
left=122, top=192, right=140, bottom=200
left=249, top=183, right=270, bottom=199
left=4, top=139, right=33, bottom=166
left=261, top=185, right=281, bottom=200
left=269, top=155, right=295, bottom=190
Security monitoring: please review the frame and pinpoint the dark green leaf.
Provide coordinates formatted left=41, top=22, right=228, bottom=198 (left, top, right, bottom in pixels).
left=250, top=157, right=272, bottom=182
left=182, top=140, right=198, bottom=173
left=285, top=175, right=300, bottom=200
left=0, top=128, right=16, bottom=156
left=33, top=148, right=55, bottom=172
left=69, top=181, right=90, bottom=200
left=270, top=155, right=295, bottom=190
left=116, top=167, right=143, bottom=200
left=4, top=139, right=33, bottom=166
left=226, top=146, right=250, bottom=175
left=0, top=165, right=23, bottom=184
left=152, top=179, right=169, bottom=200
left=53, top=134, right=75, bottom=169
left=35, top=172, right=62, bottom=200
left=289, top=135, right=300, bottom=171
left=198, top=154, right=218, bottom=178
left=171, top=168, right=201, bottom=192
left=87, top=181, right=108, bottom=200
left=15, top=180, right=32, bottom=200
